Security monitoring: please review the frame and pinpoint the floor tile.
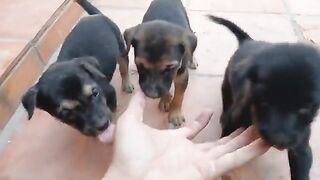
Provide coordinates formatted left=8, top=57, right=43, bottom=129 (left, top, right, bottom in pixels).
left=1, top=47, right=43, bottom=110
left=188, top=11, right=297, bottom=75
left=0, top=95, right=13, bottom=129
left=294, top=15, right=320, bottom=44
left=284, top=0, right=320, bottom=15
left=0, top=0, right=65, bottom=39
left=188, top=0, right=285, bottom=13
left=92, top=0, right=152, bottom=9
left=0, top=40, right=27, bottom=80
left=37, top=2, right=83, bottom=63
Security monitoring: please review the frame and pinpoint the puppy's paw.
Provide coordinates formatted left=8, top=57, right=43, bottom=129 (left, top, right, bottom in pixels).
left=168, top=111, right=185, bottom=128
left=122, top=79, right=134, bottom=93
left=159, top=94, right=172, bottom=112
left=188, top=58, right=198, bottom=70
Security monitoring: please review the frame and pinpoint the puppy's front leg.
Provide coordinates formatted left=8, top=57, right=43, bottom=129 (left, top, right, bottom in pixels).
left=168, top=70, right=188, bottom=127
left=188, top=57, right=198, bottom=70
left=288, top=133, right=312, bottom=180
left=118, top=55, right=134, bottom=93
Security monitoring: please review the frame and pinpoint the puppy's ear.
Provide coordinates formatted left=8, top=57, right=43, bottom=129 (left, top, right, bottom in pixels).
left=181, top=31, right=197, bottom=62
left=22, top=86, right=38, bottom=119
left=104, top=83, right=117, bottom=112
left=230, top=81, right=252, bottom=120
left=123, top=25, right=140, bottom=54
left=79, top=57, right=106, bottom=79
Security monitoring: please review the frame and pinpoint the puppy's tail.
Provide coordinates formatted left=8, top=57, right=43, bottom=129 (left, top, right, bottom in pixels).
left=207, top=15, right=252, bottom=45
left=75, top=0, right=101, bottom=15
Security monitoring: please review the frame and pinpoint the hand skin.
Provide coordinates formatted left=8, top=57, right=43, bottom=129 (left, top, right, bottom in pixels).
left=102, top=90, right=271, bottom=180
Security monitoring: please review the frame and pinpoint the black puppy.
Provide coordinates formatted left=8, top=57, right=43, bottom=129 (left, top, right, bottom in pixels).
left=21, top=0, right=132, bottom=137
left=208, top=15, right=320, bottom=180
left=123, top=0, right=198, bottom=127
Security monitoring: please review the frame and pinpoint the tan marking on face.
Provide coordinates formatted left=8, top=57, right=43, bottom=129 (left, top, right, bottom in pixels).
left=164, top=34, right=179, bottom=44
left=83, top=84, right=93, bottom=96
left=159, top=59, right=180, bottom=71
left=136, top=55, right=180, bottom=72
left=60, top=100, right=80, bottom=110
left=135, top=57, right=153, bottom=69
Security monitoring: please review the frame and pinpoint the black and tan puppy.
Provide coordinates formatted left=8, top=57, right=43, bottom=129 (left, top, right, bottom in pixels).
left=208, top=15, right=320, bottom=180
left=21, top=0, right=133, bottom=137
left=123, top=0, right=197, bottom=127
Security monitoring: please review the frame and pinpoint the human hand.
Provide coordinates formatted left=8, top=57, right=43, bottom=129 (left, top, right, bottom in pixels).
left=102, top=90, right=271, bottom=180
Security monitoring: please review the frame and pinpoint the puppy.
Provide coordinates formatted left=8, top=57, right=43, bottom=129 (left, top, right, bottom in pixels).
left=123, top=0, right=197, bottom=127
left=21, top=0, right=132, bottom=137
left=208, top=15, right=320, bottom=180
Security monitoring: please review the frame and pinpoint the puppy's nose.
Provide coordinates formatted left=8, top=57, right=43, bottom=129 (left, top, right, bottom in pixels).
left=261, top=131, right=290, bottom=147
left=97, top=121, right=109, bottom=131
left=144, top=88, right=160, bottom=98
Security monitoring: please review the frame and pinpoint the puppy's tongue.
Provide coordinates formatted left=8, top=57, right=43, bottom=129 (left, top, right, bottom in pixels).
left=98, top=123, right=115, bottom=143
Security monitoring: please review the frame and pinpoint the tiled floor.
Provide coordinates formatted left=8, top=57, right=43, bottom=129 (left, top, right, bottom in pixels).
left=0, top=0, right=320, bottom=179
left=0, top=0, right=65, bottom=79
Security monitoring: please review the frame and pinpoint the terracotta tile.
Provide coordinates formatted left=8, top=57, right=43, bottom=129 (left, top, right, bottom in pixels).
left=188, top=0, right=285, bottom=13
left=0, top=110, right=112, bottom=179
left=37, top=2, right=83, bottom=63
left=188, top=11, right=297, bottom=75
left=0, top=0, right=65, bottom=39
left=55, top=2, right=83, bottom=40
left=0, top=47, right=43, bottom=111
left=0, top=95, right=13, bottom=129
left=0, top=40, right=28, bottom=80
left=285, top=0, right=320, bottom=15
left=294, top=15, right=320, bottom=44
left=92, top=0, right=152, bottom=9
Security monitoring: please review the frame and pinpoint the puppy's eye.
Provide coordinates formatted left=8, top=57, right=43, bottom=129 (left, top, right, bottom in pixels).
left=166, top=64, right=177, bottom=70
left=60, top=108, right=72, bottom=118
left=91, top=87, right=99, bottom=97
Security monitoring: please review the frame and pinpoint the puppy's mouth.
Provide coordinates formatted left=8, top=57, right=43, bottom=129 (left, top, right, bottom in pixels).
left=274, top=145, right=286, bottom=151
left=97, top=123, right=115, bottom=143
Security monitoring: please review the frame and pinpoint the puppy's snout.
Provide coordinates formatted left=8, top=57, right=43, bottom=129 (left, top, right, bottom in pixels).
left=144, top=88, right=160, bottom=98
left=141, top=84, right=166, bottom=98
left=260, top=129, right=291, bottom=148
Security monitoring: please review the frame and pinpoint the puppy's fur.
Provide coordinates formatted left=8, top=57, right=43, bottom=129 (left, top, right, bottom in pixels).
left=208, top=15, right=320, bottom=180
left=123, top=0, right=197, bottom=127
left=21, top=0, right=132, bottom=137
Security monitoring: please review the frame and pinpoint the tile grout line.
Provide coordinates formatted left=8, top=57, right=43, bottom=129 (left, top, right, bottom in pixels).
left=0, top=0, right=72, bottom=84
left=282, top=0, right=306, bottom=41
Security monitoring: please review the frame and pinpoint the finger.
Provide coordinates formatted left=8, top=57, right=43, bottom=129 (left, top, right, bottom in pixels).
left=209, top=138, right=270, bottom=177
left=196, top=128, right=245, bottom=151
left=208, top=126, right=257, bottom=158
left=173, top=110, right=213, bottom=139
left=119, top=90, right=146, bottom=123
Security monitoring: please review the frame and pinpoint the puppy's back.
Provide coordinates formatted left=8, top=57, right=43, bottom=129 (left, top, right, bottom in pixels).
left=57, top=15, right=122, bottom=78
left=143, top=0, right=191, bottom=30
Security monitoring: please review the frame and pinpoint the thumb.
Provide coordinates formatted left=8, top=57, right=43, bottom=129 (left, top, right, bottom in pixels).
left=118, top=89, right=146, bottom=124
